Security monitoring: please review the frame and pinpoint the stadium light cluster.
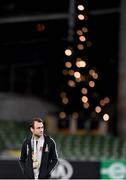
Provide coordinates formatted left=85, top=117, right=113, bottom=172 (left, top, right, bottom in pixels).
left=59, top=0, right=111, bottom=132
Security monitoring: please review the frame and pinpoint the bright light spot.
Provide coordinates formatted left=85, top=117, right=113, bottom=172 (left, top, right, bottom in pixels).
left=65, top=49, right=72, bottom=56
left=100, top=99, right=106, bottom=106
left=67, top=80, right=76, bottom=87
left=59, top=112, right=66, bottom=119
left=62, top=97, right=69, bottom=104
left=89, top=69, right=95, bottom=76
left=82, top=96, right=88, bottom=103
left=95, top=106, right=101, bottom=113
left=92, top=73, right=98, bottom=79
left=81, top=88, right=88, bottom=94
left=104, top=97, right=110, bottom=104
left=89, top=81, right=95, bottom=87
left=76, top=60, right=86, bottom=68
left=65, top=61, right=72, bottom=68
left=76, top=30, right=83, bottom=35
left=82, top=27, right=88, bottom=33
left=78, top=14, right=85, bottom=20
left=103, top=113, right=109, bottom=121
left=77, top=5, right=84, bottom=11
left=77, top=44, right=84, bottom=50
left=79, top=35, right=86, bottom=42
left=74, top=71, right=81, bottom=78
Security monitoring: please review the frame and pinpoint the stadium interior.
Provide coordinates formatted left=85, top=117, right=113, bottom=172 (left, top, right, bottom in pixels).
left=1, top=0, right=126, bottom=179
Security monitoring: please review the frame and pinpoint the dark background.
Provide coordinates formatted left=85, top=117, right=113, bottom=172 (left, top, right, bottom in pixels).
left=0, top=0, right=120, bottom=134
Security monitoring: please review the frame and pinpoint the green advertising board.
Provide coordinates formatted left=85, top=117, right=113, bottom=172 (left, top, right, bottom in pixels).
left=100, top=160, right=126, bottom=179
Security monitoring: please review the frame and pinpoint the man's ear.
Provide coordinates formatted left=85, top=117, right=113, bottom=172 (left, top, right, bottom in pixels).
left=30, top=127, right=33, bottom=133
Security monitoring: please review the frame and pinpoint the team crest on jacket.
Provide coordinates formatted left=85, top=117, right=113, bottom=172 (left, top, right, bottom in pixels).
left=45, top=144, right=49, bottom=152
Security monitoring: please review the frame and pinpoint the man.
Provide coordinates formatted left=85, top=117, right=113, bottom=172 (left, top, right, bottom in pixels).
left=19, top=117, right=58, bottom=179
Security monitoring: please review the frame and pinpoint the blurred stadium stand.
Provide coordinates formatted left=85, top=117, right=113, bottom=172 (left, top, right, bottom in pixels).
left=0, top=120, right=126, bottom=161
left=0, top=92, right=59, bottom=121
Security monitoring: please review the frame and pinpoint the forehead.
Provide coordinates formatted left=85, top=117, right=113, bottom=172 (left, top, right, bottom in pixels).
left=34, top=121, right=43, bottom=128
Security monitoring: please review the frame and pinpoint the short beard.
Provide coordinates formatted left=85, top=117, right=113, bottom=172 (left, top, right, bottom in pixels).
left=34, top=134, right=42, bottom=138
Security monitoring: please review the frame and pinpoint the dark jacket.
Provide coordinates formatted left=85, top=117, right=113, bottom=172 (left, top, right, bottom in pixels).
left=19, top=134, right=58, bottom=179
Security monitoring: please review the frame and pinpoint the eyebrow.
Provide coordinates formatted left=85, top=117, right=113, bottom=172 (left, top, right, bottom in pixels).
left=36, top=126, right=44, bottom=128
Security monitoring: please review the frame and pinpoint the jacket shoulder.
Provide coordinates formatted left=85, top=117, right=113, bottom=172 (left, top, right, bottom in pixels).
left=22, top=136, right=31, bottom=145
left=48, top=136, right=56, bottom=145
left=44, top=134, right=56, bottom=144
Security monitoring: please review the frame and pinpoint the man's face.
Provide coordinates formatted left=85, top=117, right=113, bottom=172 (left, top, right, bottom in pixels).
left=31, top=121, right=44, bottom=138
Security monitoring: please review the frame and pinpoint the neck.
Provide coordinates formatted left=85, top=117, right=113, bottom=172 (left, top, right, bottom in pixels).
left=33, top=134, right=43, bottom=140
left=33, top=135, right=40, bottom=140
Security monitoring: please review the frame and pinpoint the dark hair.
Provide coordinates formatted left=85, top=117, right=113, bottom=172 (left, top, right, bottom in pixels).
left=29, top=117, right=43, bottom=129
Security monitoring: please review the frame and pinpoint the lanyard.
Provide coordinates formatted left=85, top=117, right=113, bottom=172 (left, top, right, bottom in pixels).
left=31, top=137, right=38, bottom=155
left=34, top=139, right=38, bottom=155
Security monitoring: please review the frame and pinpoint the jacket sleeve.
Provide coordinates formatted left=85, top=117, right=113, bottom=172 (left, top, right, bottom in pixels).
left=19, top=139, right=27, bottom=174
left=48, top=138, right=58, bottom=174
